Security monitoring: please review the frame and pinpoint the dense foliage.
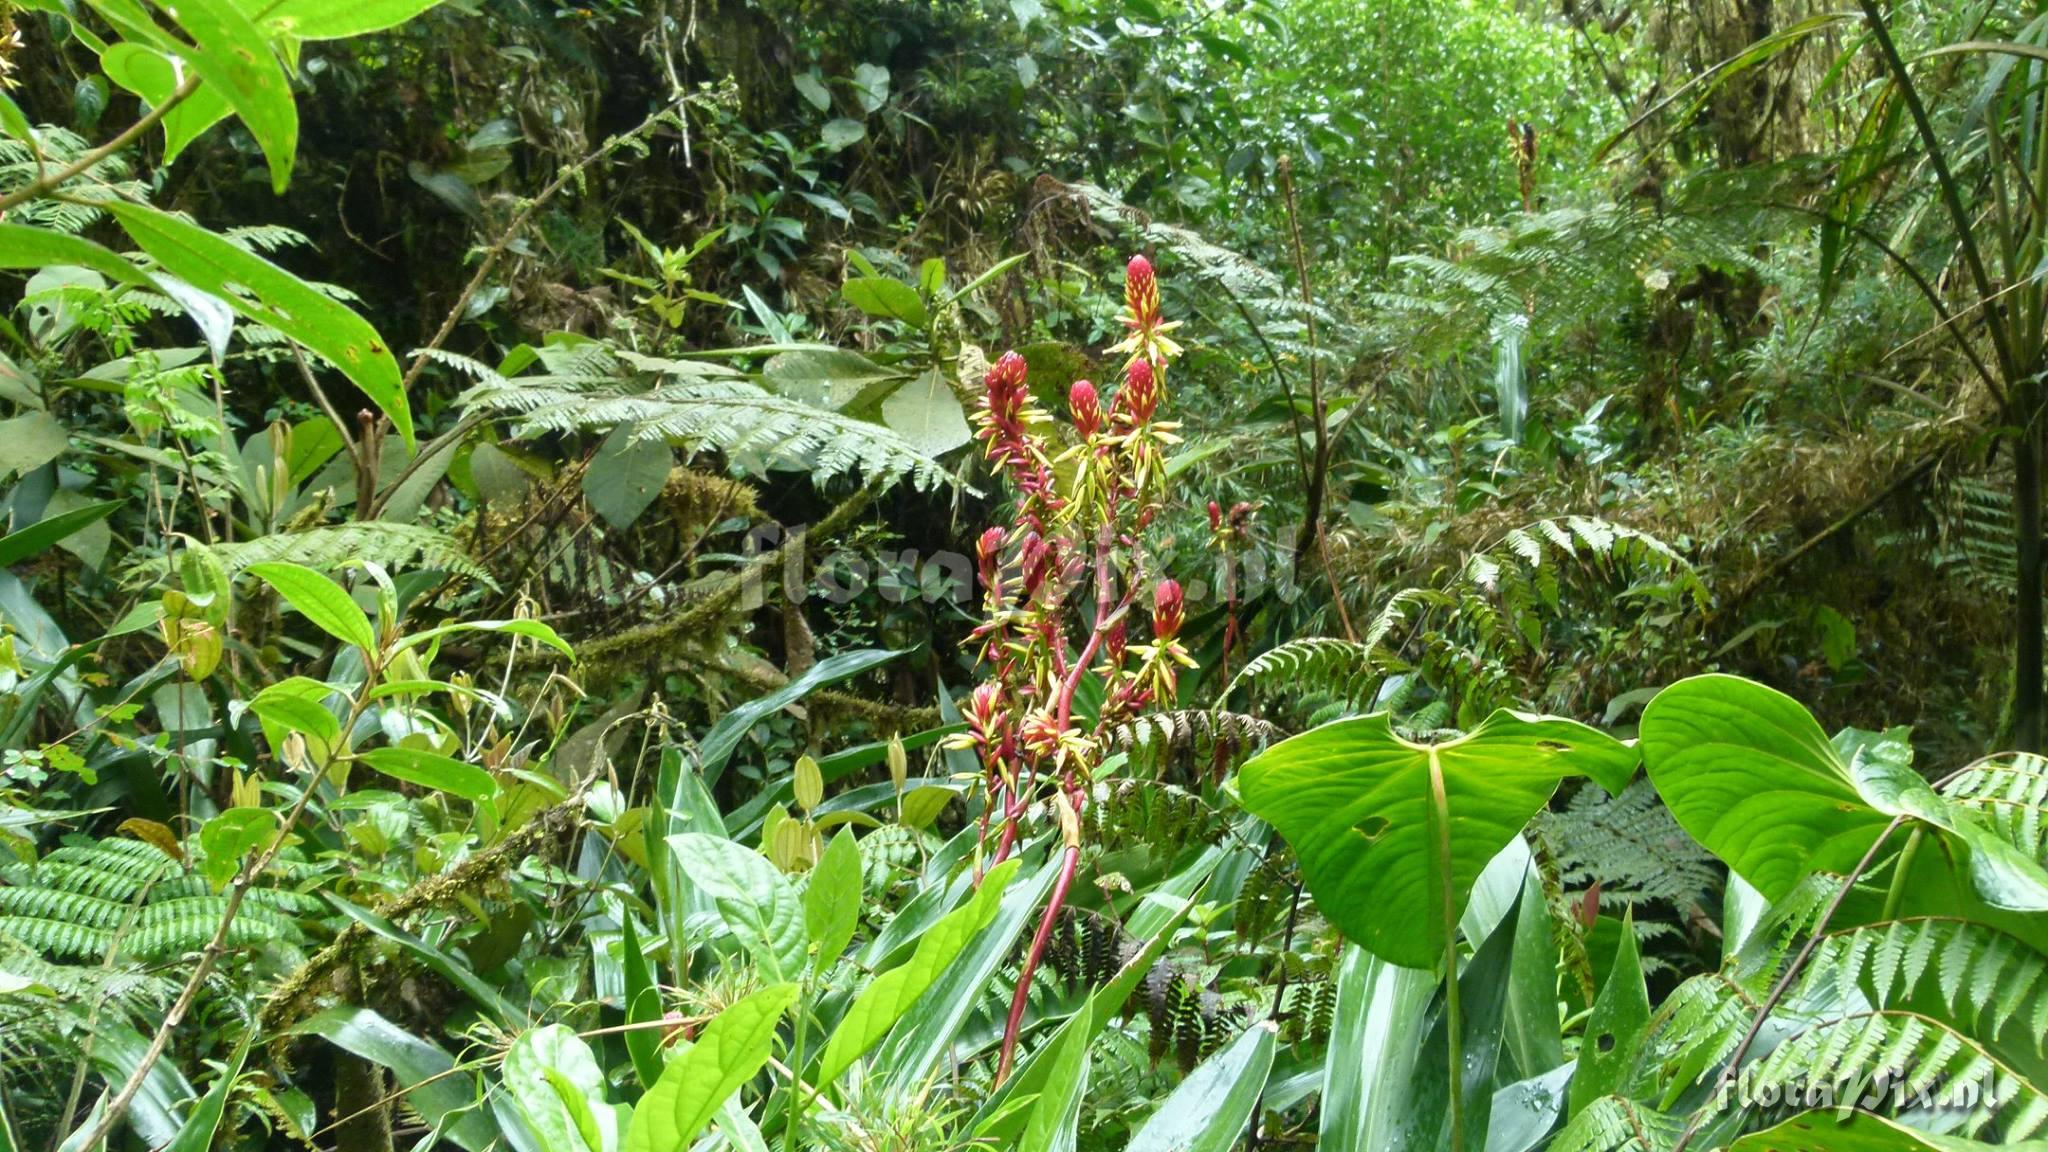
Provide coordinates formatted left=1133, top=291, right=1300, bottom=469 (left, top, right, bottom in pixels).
left=5, top=0, right=2048, bottom=1149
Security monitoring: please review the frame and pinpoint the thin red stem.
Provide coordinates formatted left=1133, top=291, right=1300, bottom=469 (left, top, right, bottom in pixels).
left=995, top=842, right=1080, bottom=1086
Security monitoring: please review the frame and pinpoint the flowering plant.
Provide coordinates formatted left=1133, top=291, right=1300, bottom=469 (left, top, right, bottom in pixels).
left=952, top=254, right=1197, bottom=1080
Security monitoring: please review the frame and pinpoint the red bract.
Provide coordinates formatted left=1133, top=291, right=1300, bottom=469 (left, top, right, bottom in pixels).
left=1069, top=379, right=1101, bottom=438
left=1153, top=578, right=1184, bottom=640
left=1117, top=359, right=1159, bottom=426
left=1126, top=254, right=1159, bottom=329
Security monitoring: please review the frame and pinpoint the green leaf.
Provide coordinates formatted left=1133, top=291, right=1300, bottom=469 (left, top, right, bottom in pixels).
left=295, top=1007, right=496, bottom=1152
left=0, top=225, right=152, bottom=289
left=1019, top=1005, right=1090, bottom=1152
left=760, top=347, right=901, bottom=409
left=197, top=807, right=277, bottom=890
left=695, top=649, right=902, bottom=782
left=356, top=746, right=496, bottom=801
left=152, top=0, right=298, bottom=191
left=1728, top=1110, right=2048, bottom=1152
left=841, top=277, right=927, bottom=327
left=504, top=1025, right=621, bottom=1152
left=102, top=203, right=412, bottom=450
left=246, top=561, right=376, bottom=652
left=0, top=411, right=69, bottom=480
left=399, top=618, right=574, bottom=659
left=622, top=983, right=799, bottom=1152
left=816, top=858, right=1021, bottom=1087
left=821, top=118, right=866, bottom=152
left=1642, top=674, right=2048, bottom=913
left=247, top=676, right=343, bottom=747
left=583, top=425, right=672, bottom=529
left=620, top=915, right=665, bottom=1091
left=0, top=500, right=118, bottom=568
left=881, top=368, right=971, bottom=457
left=98, top=44, right=232, bottom=162
left=793, top=71, right=831, bottom=112
left=1317, top=944, right=1436, bottom=1152
left=1239, top=710, right=1636, bottom=968
left=1125, top=1021, right=1275, bottom=1152
left=805, top=828, right=862, bottom=974
left=669, top=832, right=807, bottom=981
left=1568, top=909, right=1648, bottom=1112
left=851, top=63, right=891, bottom=113
left=0, top=91, right=32, bottom=146
left=259, top=0, right=449, bottom=38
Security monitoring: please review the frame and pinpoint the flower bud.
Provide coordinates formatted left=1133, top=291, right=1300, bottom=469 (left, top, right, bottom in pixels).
left=1153, top=578, right=1184, bottom=640
left=1208, top=500, right=1223, bottom=532
left=976, top=525, right=1005, bottom=587
left=1069, top=379, right=1101, bottom=438
left=1125, top=254, right=1160, bottom=328
left=887, top=733, right=908, bottom=795
left=794, top=754, right=823, bottom=812
left=1118, top=359, right=1159, bottom=425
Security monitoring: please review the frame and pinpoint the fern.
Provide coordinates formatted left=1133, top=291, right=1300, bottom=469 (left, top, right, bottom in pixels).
left=1942, top=754, right=2048, bottom=865
left=200, top=522, right=492, bottom=583
left=454, top=343, right=958, bottom=490
left=0, top=838, right=319, bottom=962
left=1548, top=1096, right=1682, bottom=1152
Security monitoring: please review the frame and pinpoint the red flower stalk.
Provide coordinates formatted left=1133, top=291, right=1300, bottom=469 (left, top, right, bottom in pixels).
left=1069, top=379, right=1101, bottom=438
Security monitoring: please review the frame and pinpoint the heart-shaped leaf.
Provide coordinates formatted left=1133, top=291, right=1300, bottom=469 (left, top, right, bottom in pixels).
left=1240, top=710, right=1634, bottom=969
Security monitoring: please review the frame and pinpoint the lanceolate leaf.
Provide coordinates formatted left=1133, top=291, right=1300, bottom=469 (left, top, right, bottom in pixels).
left=356, top=747, right=498, bottom=801
left=805, top=828, right=862, bottom=973
left=102, top=204, right=412, bottom=450
left=246, top=561, right=376, bottom=652
left=1728, top=1110, right=2048, bottom=1152
left=816, top=858, right=1021, bottom=1088
left=0, top=500, right=119, bottom=568
left=98, top=43, right=232, bottom=162
left=1569, top=910, right=1649, bottom=1113
left=0, top=226, right=153, bottom=289
left=1240, top=710, right=1635, bottom=969
left=1318, top=944, right=1436, bottom=1152
left=622, top=983, right=799, bottom=1152
left=152, top=0, right=298, bottom=191
left=296, top=1007, right=495, bottom=1152
left=1125, top=1021, right=1276, bottom=1152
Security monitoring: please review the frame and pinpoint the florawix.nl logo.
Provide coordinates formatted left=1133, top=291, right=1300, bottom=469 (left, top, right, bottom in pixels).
left=1713, top=1066, right=2011, bottom=1115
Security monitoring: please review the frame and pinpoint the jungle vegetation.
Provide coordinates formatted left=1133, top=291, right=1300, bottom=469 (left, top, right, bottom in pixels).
left=3, top=1, right=2048, bottom=1150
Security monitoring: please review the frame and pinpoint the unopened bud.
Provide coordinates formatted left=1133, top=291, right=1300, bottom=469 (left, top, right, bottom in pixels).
left=794, top=754, right=823, bottom=812
left=887, top=733, right=908, bottom=795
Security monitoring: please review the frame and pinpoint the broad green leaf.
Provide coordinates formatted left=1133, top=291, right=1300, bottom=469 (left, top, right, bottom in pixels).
left=1729, top=1110, right=2048, bottom=1151
left=622, top=983, right=799, bottom=1152
left=102, top=203, right=412, bottom=450
left=821, top=118, right=865, bottom=151
left=882, top=368, right=972, bottom=457
left=583, top=425, right=671, bottom=528
left=817, top=857, right=1021, bottom=1087
left=0, top=225, right=152, bottom=288
left=1642, top=675, right=2048, bottom=913
left=619, top=915, right=665, bottom=1090
left=90, top=1023, right=197, bottom=1149
left=0, top=411, right=69, bottom=480
left=1407, top=886, right=1524, bottom=1152
left=356, top=746, right=497, bottom=801
left=504, top=1025, right=622, bottom=1152
left=841, top=277, right=926, bottom=327
left=1317, top=944, right=1435, bottom=1152
left=0, top=500, right=118, bottom=568
left=760, top=347, right=901, bottom=409
left=1125, top=1021, right=1275, bottom=1152
left=197, top=807, right=276, bottom=890
left=98, top=44, right=232, bottom=162
left=805, top=828, right=862, bottom=973
left=260, top=0, right=449, bottom=39
left=153, top=0, right=297, bottom=191
left=669, top=832, right=807, bottom=981
left=247, top=561, right=377, bottom=652
left=1568, top=910, right=1648, bottom=1112
left=296, top=1006, right=496, bottom=1152
left=1239, top=710, right=1635, bottom=968
left=247, top=676, right=342, bottom=745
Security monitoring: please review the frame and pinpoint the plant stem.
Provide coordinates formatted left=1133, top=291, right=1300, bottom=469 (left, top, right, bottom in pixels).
left=0, top=76, right=200, bottom=215
left=995, top=841, right=1079, bottom=1087
left=1429, top=752, right=1464, bottom=1152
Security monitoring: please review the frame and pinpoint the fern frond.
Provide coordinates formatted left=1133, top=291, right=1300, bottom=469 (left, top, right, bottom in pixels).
left=1547, top=1096, right=1681, bottom=1152
left=1942, top=754, right=2048, bottom=865
left=200, top=522, right=491, bottom=582
left=457, top=352, right=959, bottom=491
left=1103, top=708, right=1282, bottom=754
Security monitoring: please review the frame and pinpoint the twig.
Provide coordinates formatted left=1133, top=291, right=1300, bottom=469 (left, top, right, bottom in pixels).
left=0, top=76, right=200, bottom=215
